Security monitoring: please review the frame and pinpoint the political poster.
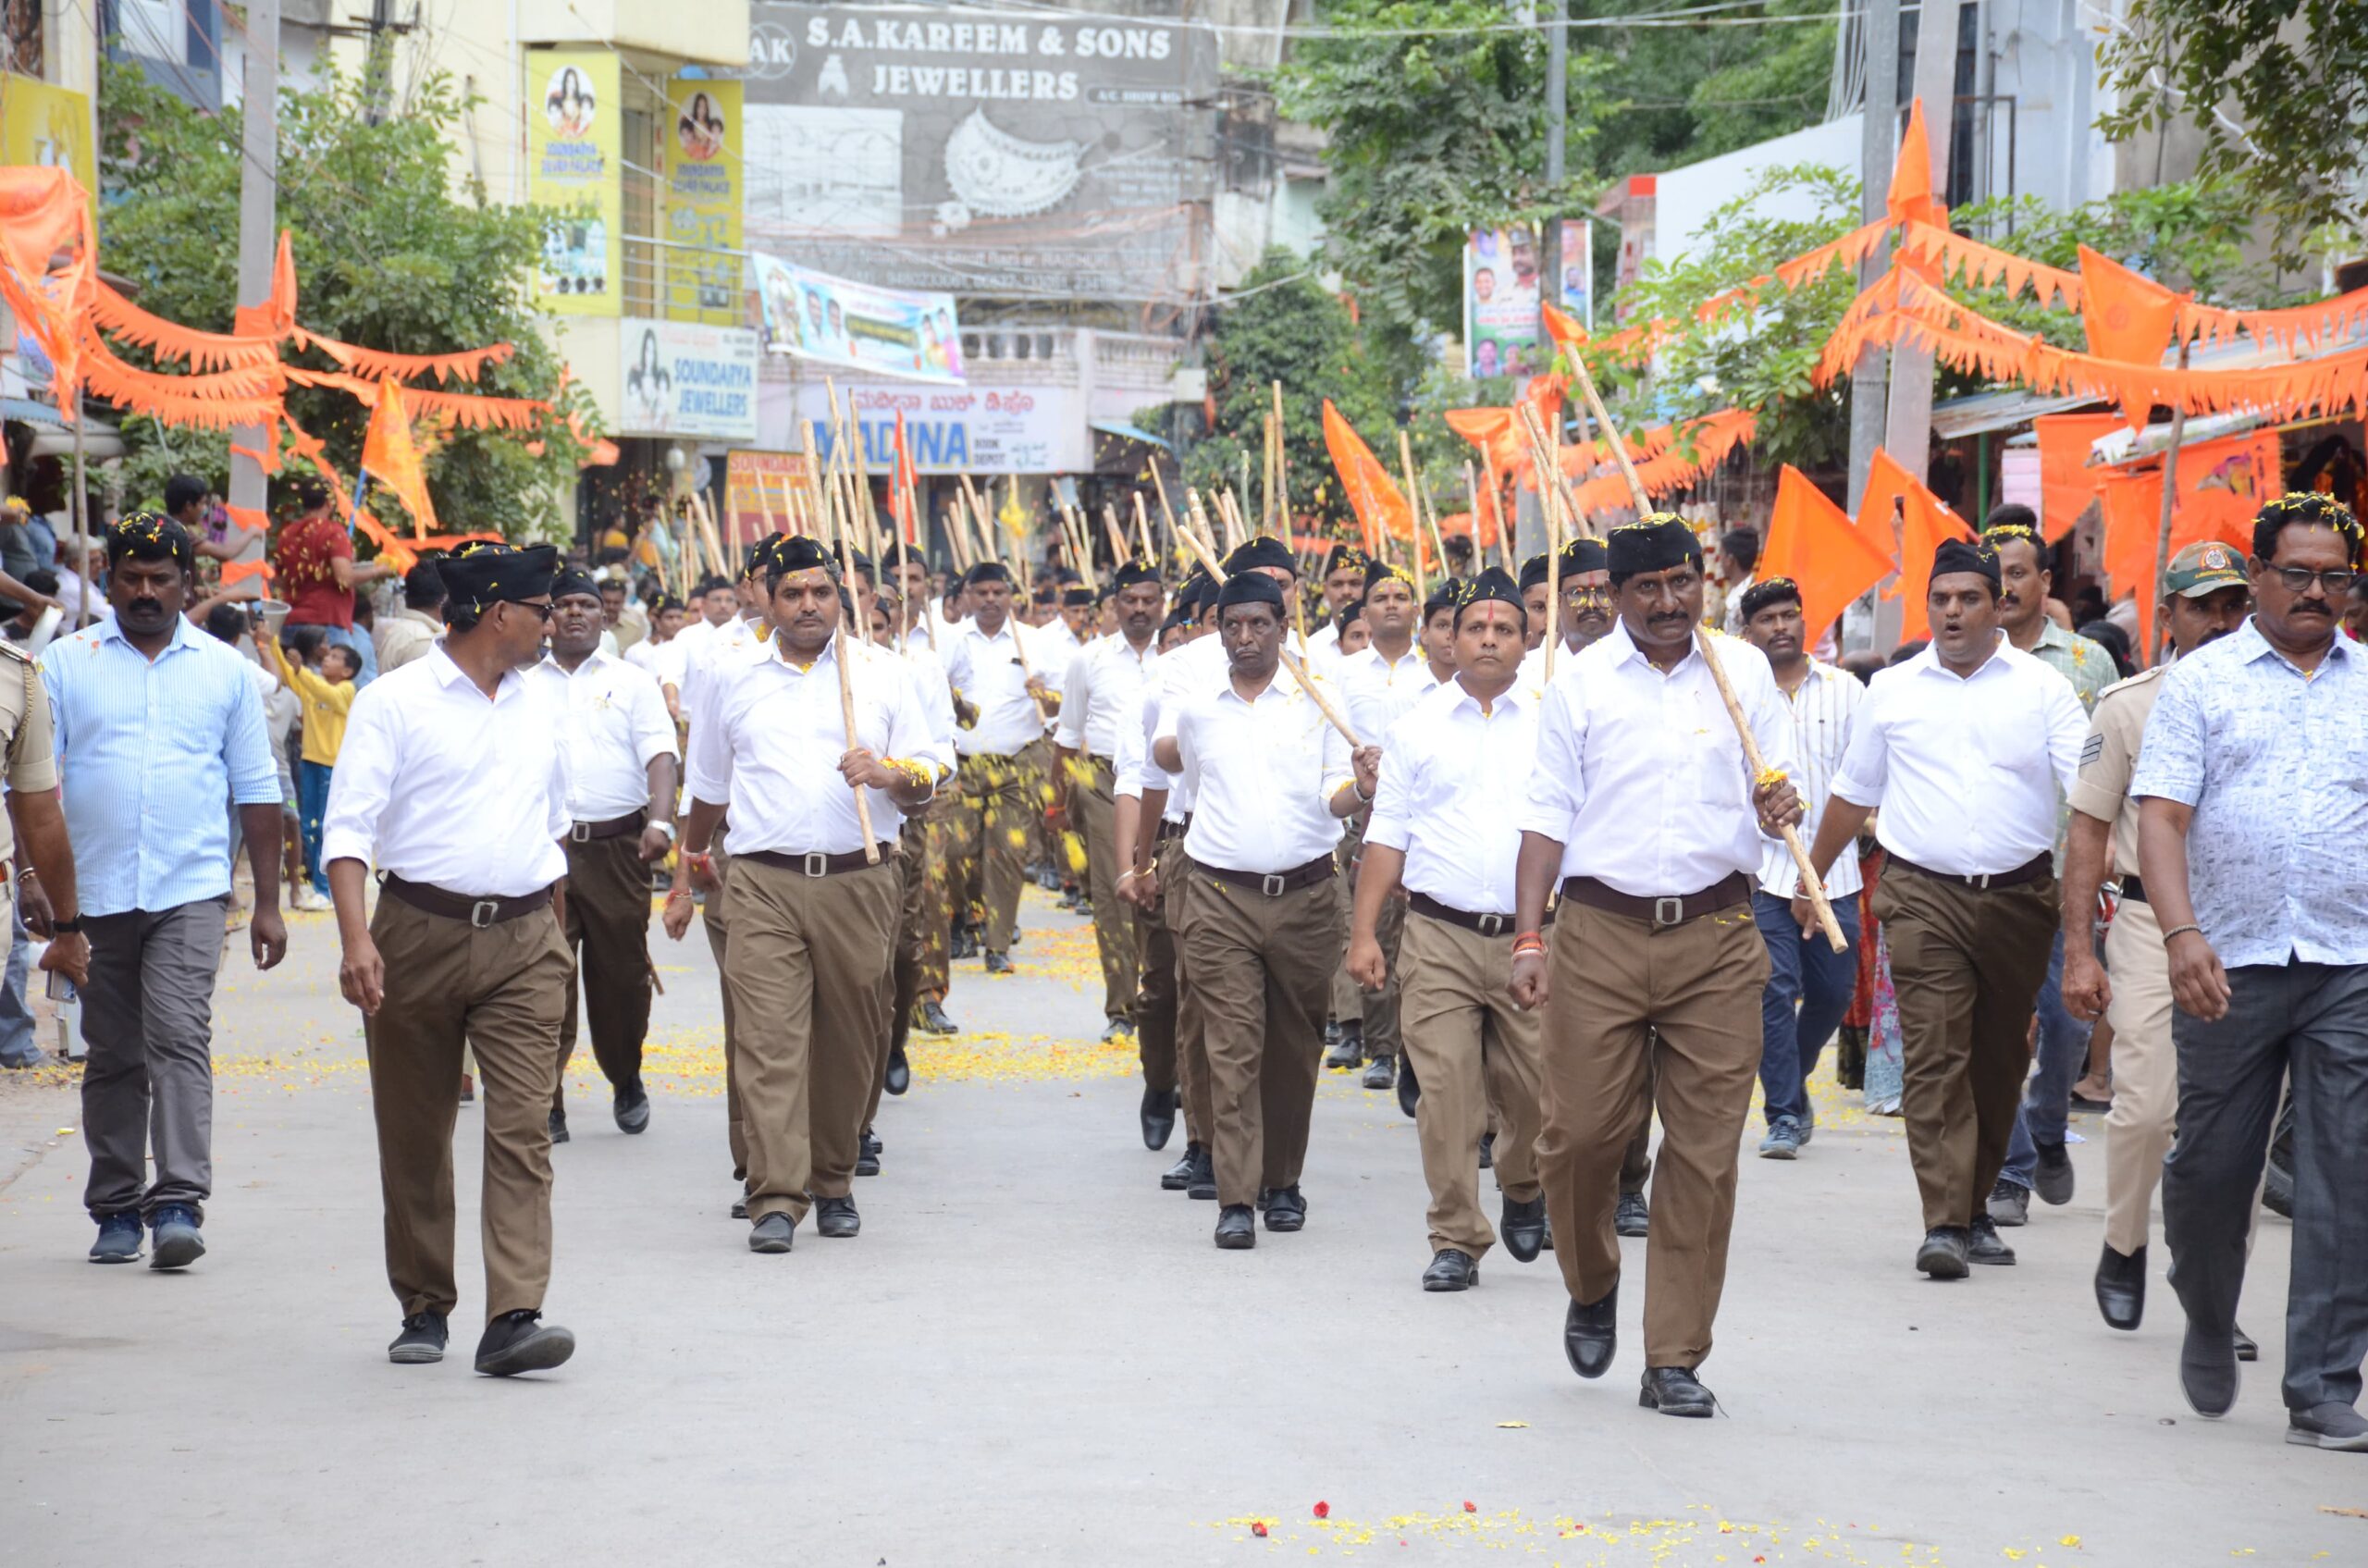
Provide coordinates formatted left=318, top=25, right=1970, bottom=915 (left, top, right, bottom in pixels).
left=1462, top=220, right=1592, bottom=384
left=750, top=250, right=967, bottom=384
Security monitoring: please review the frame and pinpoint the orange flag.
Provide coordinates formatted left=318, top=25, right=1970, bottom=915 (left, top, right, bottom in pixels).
left=2033, top=412, right=2125, bottom=538
left=1886, top=99, right=1945, bottom=228
left=1761, top=465, right=1897, bottom=647
left=1858, top=448, right=1971, bottom=642
left=2094, top=430, right=2275, bottom=653
left=360, top=378, right=440, bottom=539
left=2077, top=245, right=2182, bottom=368
left=1320, top=400, right=1412, bottom=557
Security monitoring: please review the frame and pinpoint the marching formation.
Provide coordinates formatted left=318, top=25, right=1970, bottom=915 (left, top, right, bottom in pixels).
left=17, top=487, right=2368, bottom=1454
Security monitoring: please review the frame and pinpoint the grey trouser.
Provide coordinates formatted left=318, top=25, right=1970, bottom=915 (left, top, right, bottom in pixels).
left=81, top=897, right=229, bottom=1221
left=2164, top=960, right=2368, bottom=1412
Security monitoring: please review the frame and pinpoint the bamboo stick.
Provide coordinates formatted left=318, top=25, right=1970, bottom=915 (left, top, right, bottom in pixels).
left=1178, top=493, right=1358, bottom=747
left=1398, top=429, right=1426, bottom=604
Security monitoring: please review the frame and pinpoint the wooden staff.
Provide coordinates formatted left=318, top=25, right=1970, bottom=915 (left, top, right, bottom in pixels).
left=1572, top=358, right=1846, bottom=954
left=1398, top=429, right=1427, bottom=604
left=828, top=497, right=882, bottom=865
left=1130, top=491, right=1155, bottom=563
left=1147, top=461, right=1181, bottom=565
left=1521, top=398, right=1597, bottom=543
left=1270, top=380, right=1289, bottom=537
left=1178, top=495, right=1359, bottom=747
left=1262, top=409, right=1279, bottom=537
left=1102, top=503, right=1130, bottom=567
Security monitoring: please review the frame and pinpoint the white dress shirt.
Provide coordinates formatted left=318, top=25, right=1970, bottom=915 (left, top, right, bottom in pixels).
left=1132, top=631, right=1230, bottom=815
left=944, top=617, right=1049, bottom=757
left=685, top=632, right=947, bottom=855
left=1161, top=662, right=1352, bottom=874
left=1830, top=636, right=2086, bottom=877
left=527, top=648, right=679, bottom=821
left=321, top=646, right=569, bottom=897
left=891, top=629, right=959, bottom=755
left=1338, top=642, right=1440, bottom=746
left=1517, top=622, right=1795, bottom=898
left=1365, top=676, right=1543, bottom=915
left=1757, top=658, right=1866, bottom=899
left=623, top=634, right=687, bottom=695
left=678, top=611, right=769, bottom=722
left=1055, top=632, right=1160, bottom=759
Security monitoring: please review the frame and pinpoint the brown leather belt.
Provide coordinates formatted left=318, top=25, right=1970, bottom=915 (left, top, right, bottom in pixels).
left=382, top=875, right=554, bottom=929
left=1408, top=891, right=1542, bottom=938
left=740, top=846, right=894, bottom=878
left=1560, top=871, right=1750, bottom=930
left=567, top=809, right=646, bottom=844
left=1200, top=855, right=1335, bottom=897
left=1891, top=851, right=2052, bottom=891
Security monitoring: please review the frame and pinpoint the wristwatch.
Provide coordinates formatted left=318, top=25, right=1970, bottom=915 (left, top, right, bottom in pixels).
left=649, top=820, right=677, bottom=841
left=50, top=915, right=81, bottom=934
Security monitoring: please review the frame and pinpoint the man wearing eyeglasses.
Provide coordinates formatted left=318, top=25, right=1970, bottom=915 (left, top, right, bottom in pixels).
left=2133, top=493, right=2368, bottom=1451
left=322, top=541, right=580, bottom=1378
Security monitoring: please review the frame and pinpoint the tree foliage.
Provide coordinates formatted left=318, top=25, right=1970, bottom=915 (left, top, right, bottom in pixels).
left=97, top=62, right=600, bottom=540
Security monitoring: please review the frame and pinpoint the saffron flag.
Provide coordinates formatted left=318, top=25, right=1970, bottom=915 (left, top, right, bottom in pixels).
left=2094, top=428, right=2276, bottom=653
left=1761, top=465, right=1897, bottom=647
left=1321, top=400, right=1412, bottom=558
left=2078, top=245, right=2183, bottom=370
left=1858, top=447, right=1971, bottom=643
left=2033, top=412, right=2125, bottom=539
left=359, top=378, right=439, bottom=539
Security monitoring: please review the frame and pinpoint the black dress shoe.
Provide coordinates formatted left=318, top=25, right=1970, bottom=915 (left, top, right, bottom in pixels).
left=916, top=1000, right=957, bottom=1035
left=1263, top=1185, right=1307, bottom=1232
left=1185, top=1144, right=1217, bottom=1201
left=730, top=1194, right=748, bottom=1220
left=1140, top=1086, right=1178, bottom=1151
left=1161, top=1143, right=1200, bottom=1191
left=2033, top=1139, right=2076, bottom=1205
left=1361, top=1054, right=1395, bottom=1091
left=473, top=1309, right=575, bottom=1377
left=548, top=1108, right=570, bottom=1145
left=950, top=929, right=978, bottom=961
left=856, top=1129, right=882, bottom=1178
left=1563, top=1287, right=1617, bottom=1379
left=1322, top=1033, right=1363, bottom=1069
left=1397, top=1053, right=1420, bottom=1118
left=1501, top=1195, right=1547, bottom=1263
left=1479, top=1130, right=1495, bottom=1170
left=388, top=1310, right=449, bottom=1364
left=1917, top=1226, right=1971, bottom=1279
left=1638, top=1365, right=1716, bottom=1417
left=1423, top=1249, right=1478, bottom=1291
left=884, top=1043, right=911, bottom=1096
left=815, top=1195, right=861, bottom=1239
left=2180, top=1320, right=2238, bottom=1417
left=1967, top=1215, right=2016, bottom=1266
left=1614, top=1192, right=1649, bottom=1238
left=613, top=1079, right=650, bottom=1134
left=2233, top=1323, right=2259, bottom=1363
left=983, top=951, right=1014, bottom=975
left=747, top=1212, right=793, bottom=1253
left=1215, top=1204, right=1256, bottom=1249
left=2095, top=1241, right=2145, bottom=1330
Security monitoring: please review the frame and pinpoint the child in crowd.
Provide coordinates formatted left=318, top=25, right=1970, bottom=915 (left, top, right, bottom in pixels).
left=258, top=622, right=357, bottom=908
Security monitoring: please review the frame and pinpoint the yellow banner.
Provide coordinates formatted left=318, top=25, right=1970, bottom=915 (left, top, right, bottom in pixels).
left=662, top=77, right=742, bottom=326
left=0, top=78, right=93, bottom=191
left=527, top=50, right=622, bottom=317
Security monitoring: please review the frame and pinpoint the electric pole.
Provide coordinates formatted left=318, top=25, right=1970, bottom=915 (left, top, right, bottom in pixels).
left=226, top=0, right=279, bottom=575
left=1845, top=0, right=1897, bottom=518
left=1541, top=0, right=1565, bottom=367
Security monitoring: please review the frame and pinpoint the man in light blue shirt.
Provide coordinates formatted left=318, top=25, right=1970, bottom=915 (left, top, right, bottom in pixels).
left=41, top=512, right=286, bottom=1271
left=2134, top=492, right=2368, bottom=1450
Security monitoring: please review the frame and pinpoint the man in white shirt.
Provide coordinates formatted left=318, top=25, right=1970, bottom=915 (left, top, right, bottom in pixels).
left=1734, top=577, right=1865, bottom=1161
left=873, top=545, right=963, bottom=1041
left=1052, top=562, right=1165, bottom=1058
left=1156, top=572, right=1369, bottom=1249
left=1511, top=515, right=1803, bottom=1418
left=1515, top=537, right=1613, bottom=686
left=321, top=541, right=578, bottom=1378
left=1350, top=568, right=1548, bottom=1291
left=1717, top=526, right=1759, bottom=636
left=1304, top=543, right=1371, bottom=666
left=676, top=537, right=945, bottom=1253
left=530, top=567, right=679, bottom=1144
left=623, top=595, right=689, bottom=714
left=941, top=562, right=1055, bottom=976
left=1806, top=537, right=2086, bottom=1280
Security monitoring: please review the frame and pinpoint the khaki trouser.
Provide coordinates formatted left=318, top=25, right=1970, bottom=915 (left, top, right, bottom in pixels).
left=1179, top=869, right=1342, bottom=1207
left=1399, top=911, right=1544, bottom=1259
left=364, top=894, right=572, bottom=1322
left=1876, top=867, right=2058, bottom=1230
left=1330, top=822, right=1363, bottom=1028
left=554, top=827, right=654, bottom=1113
left=867, top=812, right=933, bottom=1130
left=1072, top=755, right=1141, bottom=1023
left=1154, top=837, right=1212, bottom=1142
left=1135, top=831, right=1178, bottom=1100
left=1538, top=894, right=1766, bottom=1370
left=702, top=846, right=745, bottom=1181
left=951, top=748, right=1031, bottom=954
left=722, top=854, right=900, bottom=1224
left=2103, top=896, right=2177, bottom=1254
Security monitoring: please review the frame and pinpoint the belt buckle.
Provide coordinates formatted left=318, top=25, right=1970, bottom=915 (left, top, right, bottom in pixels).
left=804, top=852, right=830, bottom=878
left=469, top=899, right=500, bottom=930
left=1476, top=912, right=1507, bottom=937
left=1653, top=896, right=1684, bottom=929
left=1260, top=872, right=1287, bottom=897
left=569, top=821, right=591, bottom=844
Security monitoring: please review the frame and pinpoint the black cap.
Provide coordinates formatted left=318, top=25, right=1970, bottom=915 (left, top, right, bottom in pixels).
left=1517, top=553, right=1551, bottom=592
left=1562, top=537, right=1607, bottom=576
left=1215, top=573, right=1286, bottom=613
left=551, top=565, right=601, bottom=601
left=1061, top=586, right=1095, bottom=608
left=1224, top=537, right=1296, bottom=577
left=1453, top=564, right=1524, bottom=626
left=766, top=536, right=831, bottom=578
left=1930, top=537, right=2001, bottom=587
left=1113, top=560, right=1162, bottom=590
left=437, top=541, right=561, bottom=614
left=1322, top=542, right=1369, bottom=577
left=965, top=561, right=1012, bottom=587
left=1332, top=597, right=1364, bottom=631
left=1364, top=559, right=1415, bottom=594
left=1606, top=513, right=1701, bottom=579
left=1423, top=580, right=1460, bottom=621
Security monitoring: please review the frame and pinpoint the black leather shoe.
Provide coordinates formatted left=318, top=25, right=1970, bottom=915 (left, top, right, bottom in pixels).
left=747, top=1212, right=793, bottom=1253
left=613, top=1079, right=650, bottom=1134
left=1563, top=1287, right=1617, bottom=1379
left=815, top=1195, right=861, bottom=1239
left=1614, top=1192, right=1649, bottom=1238
left=983, top=951, right=1014, bottom=975
left=1501, top=1195, right=1547, bottom=1263
left=2033, top=1139, right=2076, bottom=1205
left=1263, top=1185, right=1307, bottom=1232
left=856, top=1129, right=882, bottom=1178
left=1140, top=1086, right=1178, bottom=1151
left=2095, top=1241, right=2145, bottom=1329
left=1397, top=1053, right=1420, bottom=1118
left=1967, top=1214, right=2016, bottom=1266
left=1361, top=1054, right=1395, bottom=1091
left=473, top=1309, right=575, bottom=1377
left=2180, top=1320, right=2238, bottom=1417
left=730, top=1194, right=748, bottom=1220
left=1215, top=1204, right=1256, bottom=1249
left=1161, top=1143, right=1200, bottom=1191
left=547, top=1108, right=570, bottom=1145
left=1423, top=1249, right=1477, bottom=1291
left=1639, top=1365, right=1716, bottom=1417
left=1323, top=1032, right=1363, bottom=1069
left=388, top=1311, right=449, bottom=1364
left=1185, top=1144, right=1217, bottom=1201
left=950, top=929, right=978, bottom=961
left=915, top=1000, right=958, bottom=1035
left=1479, top=1130, right=1494, bottom=1170
left=2233, top=1323, right=2258, bottom=1363
left=884, top=1043, right=911, bottom=1096
left=1917, top=1226, right=1971, bottom=1279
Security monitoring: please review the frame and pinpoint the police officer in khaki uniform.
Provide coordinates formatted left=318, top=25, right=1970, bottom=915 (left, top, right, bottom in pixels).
left=0, top=636, right=87, bottom=1066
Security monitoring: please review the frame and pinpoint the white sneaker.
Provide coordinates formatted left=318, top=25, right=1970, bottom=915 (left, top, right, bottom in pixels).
left=290, top=887, right=331, bottom=912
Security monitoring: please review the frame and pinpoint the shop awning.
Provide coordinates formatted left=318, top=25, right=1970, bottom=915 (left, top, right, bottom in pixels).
left=1089, top=418, right=1171, bottom=452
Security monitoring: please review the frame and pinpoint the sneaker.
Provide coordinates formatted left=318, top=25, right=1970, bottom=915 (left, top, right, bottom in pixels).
left=473, top=1309, right=575, bottom=1377
left=1757, top=1117, right=1803, bottom=1160
left=88, top=1210, right=143, bottom=1264
left=290, top=886, right=332, bottom=912
left=1099, top=1018, right=1136, bottom=1043
left=2033, top=1140, right=2076, bottom=1205
left=149, top=1204, right=205, bottom=1270
left=1988, top=1180, right=2030, bottom=1227
left=2287, top=1402, right=2368, bottom=1451
left=388, top=1311, right=449, bottom=1364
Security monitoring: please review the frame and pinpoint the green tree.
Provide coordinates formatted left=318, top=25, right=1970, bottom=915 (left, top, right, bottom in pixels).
left=98, top=61, right=600, bottom=541
left=1572, top=0, right=1838, bottom=178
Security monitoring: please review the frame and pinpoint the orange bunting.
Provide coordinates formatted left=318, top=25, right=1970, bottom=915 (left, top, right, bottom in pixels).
left=1859, top=448, right=1971, bottom=642
left=1771, top=217, right=1893, bottom=292
left=1895, top=221, right=2082, bottom=311
left=1320, top=400, right=1414, bottom=557
left=2091, top=452, right=2259, bottom=657
left=298, top=331, right=517, bottom=386
left=1885, top=99, right=1945, bottom=228
left=2078, top=245, right=2184, bottom=370
left=218, top=558, right=275, bottom=586
left=1761, top=464, right=1897, bottom=646
left=1563, top=410, right=1758, bottom=511
left=360, top=379, right=440, bottom=539
left=89, top=281, right=283, bottom=371
left=223, top=504, right=270, bottom=535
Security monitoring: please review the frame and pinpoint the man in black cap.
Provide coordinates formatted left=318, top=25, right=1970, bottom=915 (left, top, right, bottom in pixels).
left=1156, top=570, right=1373, bottom=1248
left=872, top=538, right=964, bottom=1041
left=1517, top=537, right=1614, bottom=683
left=322, top=540, right=579, bottom=1377
left=676, top=537, right=946, bottom=1252
left=1512, top=513, right=1802, bottom=1416
left=530, top=566, right=679, bottom=1142
left=943, top=561, right=1054, bottom=975
left=1805, top=536, right=2086, bottom=1278
left=1308, top=543, right=1370, bottom=666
